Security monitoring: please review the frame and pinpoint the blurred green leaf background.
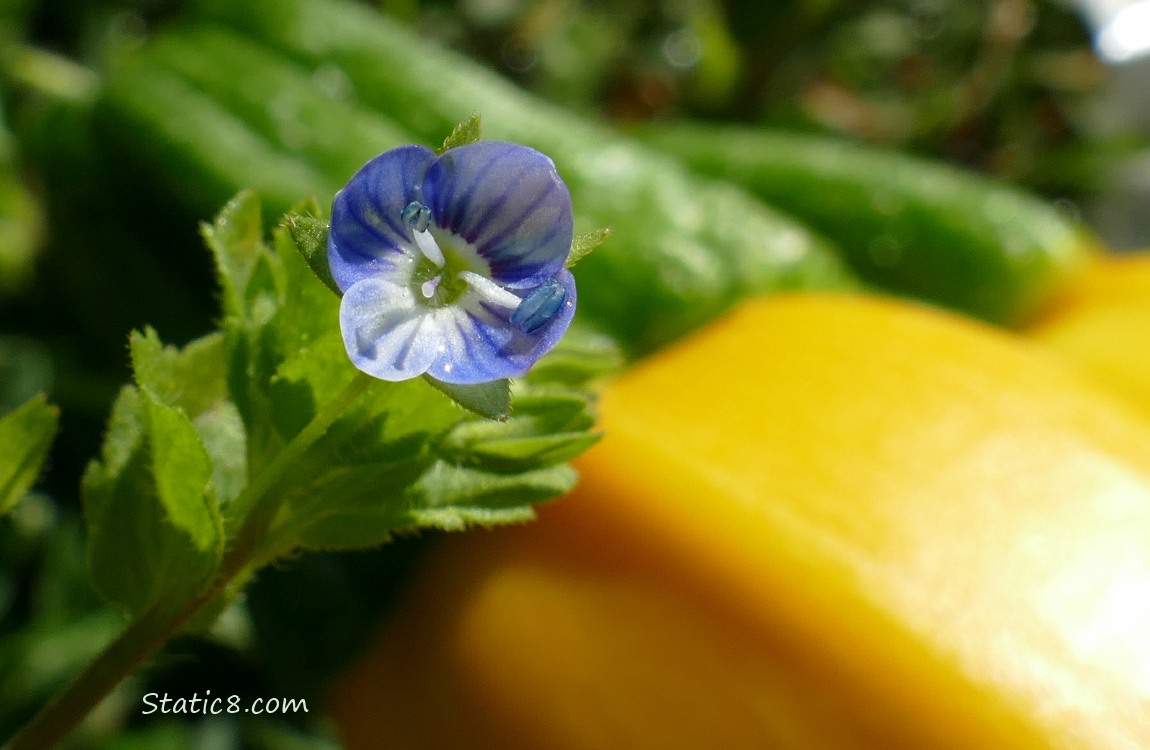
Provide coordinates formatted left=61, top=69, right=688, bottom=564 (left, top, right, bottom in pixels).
left=1, top=0, right=1146, bottom=746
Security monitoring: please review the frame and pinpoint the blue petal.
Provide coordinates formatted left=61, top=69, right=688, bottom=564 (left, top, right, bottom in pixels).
left=424, top=269, right=578, bottom=384
left=422, top=142, right=573, bottom=290
left=328, top=145, right=436, bottom=292
left=340, top=275, right=445, bottom=381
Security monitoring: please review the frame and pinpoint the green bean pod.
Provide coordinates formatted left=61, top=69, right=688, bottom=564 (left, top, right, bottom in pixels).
left=635, top=124, right=1098, bottom=326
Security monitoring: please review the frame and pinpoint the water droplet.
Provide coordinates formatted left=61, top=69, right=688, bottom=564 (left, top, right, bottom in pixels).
left=663, top=29, right=702, bottom=69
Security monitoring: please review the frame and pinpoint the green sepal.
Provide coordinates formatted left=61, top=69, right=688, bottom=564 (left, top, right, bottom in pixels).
left=0, top=395, right=58, bottom=516
left=566, top=227, right=611, bottom=268
left=283, top=201, right=340, bottom=296
left=423, top=375, right=511, bottom=421
left=438, top=112, right=482, bottom=154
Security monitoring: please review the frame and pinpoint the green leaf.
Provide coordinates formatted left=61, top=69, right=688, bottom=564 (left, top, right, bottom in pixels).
left=129, top=329, right=247, bottom=506
left=438, top=112, right=482, bottom=154
left=566, top=227, right=611, bottom=268
left=293, top=460, right=577, bottom=550
left=440, top=385, right=600, bottom=471
left=84, top=330, right=233, bottom=613
left=423, top=375, right=511, bottom=421
left=201, top=189, right=267, bottom=320
left=274, top=218, right=342, bottom=360
left=283, top=203, right=340, bottom=296
left=81, top=388, right=161, bottom=612
left=141, top=391, right=224, bottom=573
left=404, top=461, right=579, bottom=530
left=203, top=193, right=288, bottom=470
left=457, top=432, right=602, bottom=472
left=524, top=323, right=624, bottom=385
left=0, top=395, right=58, bottom=516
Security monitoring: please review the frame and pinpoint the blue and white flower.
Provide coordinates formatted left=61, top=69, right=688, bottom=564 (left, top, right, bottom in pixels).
left=328, top=141, right=576, bottom=384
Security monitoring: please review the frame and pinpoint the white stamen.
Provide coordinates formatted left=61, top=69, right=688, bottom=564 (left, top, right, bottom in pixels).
left=458, top=271, right=522, bottom=309
left=421, top=275, right=442, bottom=299
left=412, top=229, right=446, bottom=268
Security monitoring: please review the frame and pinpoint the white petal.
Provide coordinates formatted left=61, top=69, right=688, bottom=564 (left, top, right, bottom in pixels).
left=340, top=276, right=444, bottom=381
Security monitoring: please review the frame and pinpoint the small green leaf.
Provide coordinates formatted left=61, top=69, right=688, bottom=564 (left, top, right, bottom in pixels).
left=423, top=375, right=511, bottom=421
left=140, top=390, right=224, bottom=575
left=284, top=207, right=340, bottom=296
left=458, top=432, right=602, bottom=472
left=129, top=329, right=247, bottom=506
left=0, top=395, right=58, bottom=516
left=130, top=328, right=228, bottom=416
left=293, top=461, right=577, bottom=550
left=82, top=387, right=162, bottom=611
left=524, top=323, right=625, bottom=384
left=85, top=331, right=231, bottom=613
left=405, top=461, right=579, bottom=530
left=274, top=219, right=342, bottom=356
left=566, top=227, right=611, bottom=268
left=440, top=385, right=599, bottom=471
left=202, top=190, right=266, bottom=320
left=438, top=112, right=482, bottom=154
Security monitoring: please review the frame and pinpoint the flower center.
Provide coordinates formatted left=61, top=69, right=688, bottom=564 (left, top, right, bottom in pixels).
left=402, top=201, right=522, bottom=311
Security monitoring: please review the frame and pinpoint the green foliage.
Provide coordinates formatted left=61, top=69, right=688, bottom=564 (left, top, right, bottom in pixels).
left=0, top=396, right=58, bottom=516
left=438, top=112, right=482, bottom=154
left=284, top=201, right=340, bottom=296
left=566, top=227, right=611, bottom=269
left=425, top=376, right=512, bottom=421
left=81, top=190, right=602, bottom=617
left=82, top=381, right=224, bottom=613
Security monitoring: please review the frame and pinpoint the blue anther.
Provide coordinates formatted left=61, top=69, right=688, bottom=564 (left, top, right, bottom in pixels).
left=510, top=279, right=567, bottom=334
left=401, top=201, right=431, bottom=232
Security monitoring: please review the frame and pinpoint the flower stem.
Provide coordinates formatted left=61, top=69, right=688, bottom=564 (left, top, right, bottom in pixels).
left=2, top=371, right=375, bottom=750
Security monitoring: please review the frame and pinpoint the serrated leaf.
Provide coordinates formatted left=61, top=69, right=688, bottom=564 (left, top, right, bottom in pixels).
left=525, top=323, right=624, bottom=384
left=130, top=328, right=228, bottom=415
left=203, top=194, right=289, bottom=471
left=404, top=461, right=578, bottom=529
left=441, top=384, right=599, bottom=471
left=202, top=190, right=266, bottom=320
left=284, top=208, right=340, bottom=296
left=438, top=112, right=482, bottom=154
left=287, top=458, right=429, bottom=551
left=293, top=461, right=576, bottom=550
left=445, top=387, right=594, bottom=445
left=140, top=390, right=224, bottom=577
left=459, top=432, right=602, bottom=472
left=85, top=331, right=230, bottom=613
left=274, top=218, right=341, bottom=356
left=83, top=387, right=218, bottom=613
left=566, top=227, right=611, bottom=268
left=0, top=395, right=58, bottom=516
left=129, top=329, right=247, bottom=506
left=423, top=375, right=511, bottom=421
